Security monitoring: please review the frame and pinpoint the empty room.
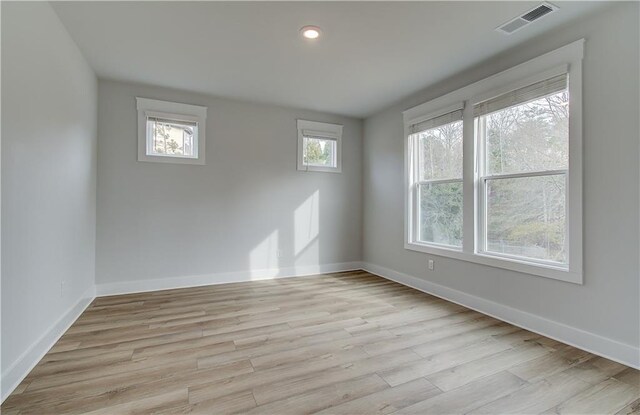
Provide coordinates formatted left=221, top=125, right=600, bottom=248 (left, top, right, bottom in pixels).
left=1, top=1, right=639, bottom=413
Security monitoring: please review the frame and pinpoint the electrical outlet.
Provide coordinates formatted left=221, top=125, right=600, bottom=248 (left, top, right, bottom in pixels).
left=428, top=259, right=434, bottom=271
left=276, top=250, right=283, bottom=258
left=60, top=280, right=66, bottom=297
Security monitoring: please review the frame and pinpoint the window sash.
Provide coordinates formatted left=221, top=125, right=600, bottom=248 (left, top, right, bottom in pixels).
left=477, top=169, right=568, bottom=267
left=414, top=179, right=463, bottom=249
left=411, top=116, right=463, bottom=188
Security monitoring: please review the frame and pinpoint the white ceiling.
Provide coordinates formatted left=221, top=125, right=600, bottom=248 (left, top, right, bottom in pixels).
left=52, top=1, right=610, bottom=118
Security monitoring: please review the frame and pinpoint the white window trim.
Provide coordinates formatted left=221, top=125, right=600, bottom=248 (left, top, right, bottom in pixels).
left=297, top=119, right=343, bottom=173
left=403, top=39, right=584, bottom=284
left=137, top=97, right=207, bottom=165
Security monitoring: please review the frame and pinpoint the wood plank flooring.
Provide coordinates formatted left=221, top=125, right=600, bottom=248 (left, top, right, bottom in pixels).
left=3, top=271, right=639, bottom=414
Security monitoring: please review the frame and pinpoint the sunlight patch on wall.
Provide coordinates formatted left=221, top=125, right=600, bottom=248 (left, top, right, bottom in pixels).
left=294, top=190, right=319, bottom=256
left=249, top=229, right=279, bottom=279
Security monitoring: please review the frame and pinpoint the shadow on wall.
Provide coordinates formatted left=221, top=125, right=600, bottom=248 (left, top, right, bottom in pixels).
left=249, top=189, right=320, bottom=280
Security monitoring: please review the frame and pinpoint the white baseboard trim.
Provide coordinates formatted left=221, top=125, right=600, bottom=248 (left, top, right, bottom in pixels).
left=96, top=262, right=364, bottom=297
left=1, top=285, right=96, bottom=402
left=362, top=262, right=640, bottom=369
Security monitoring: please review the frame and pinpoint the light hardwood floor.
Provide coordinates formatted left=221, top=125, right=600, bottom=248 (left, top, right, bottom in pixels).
left=3, top=271, right=639, bottom=414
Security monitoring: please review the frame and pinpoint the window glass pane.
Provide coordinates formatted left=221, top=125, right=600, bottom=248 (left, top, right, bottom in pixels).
left=486, top=174, right=567, bottom=264
left=147, top=118, right=196, bottom=158
left=304, top=137, right=336, bottom=167
left=416, top=120, right=463, bottom=181
left=483, top=90, right=568, bottom=175
left=418, top=182, right=463, bottom=247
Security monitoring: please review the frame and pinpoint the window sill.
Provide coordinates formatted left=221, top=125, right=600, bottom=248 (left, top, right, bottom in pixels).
left=405, top=241, right=582, bottom=284
left=298, top=165, right=342, bottom=173
left=138, top=154, right=205, bottom=165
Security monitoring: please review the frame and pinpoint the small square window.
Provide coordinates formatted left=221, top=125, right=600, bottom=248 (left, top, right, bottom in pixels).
left=303, top=136, right=337, bottom=167
left=137, top=97, right=207, bottom=165
left=297, top=120, right=342, bottom=173
left=147, top=117, right=197, bottom=158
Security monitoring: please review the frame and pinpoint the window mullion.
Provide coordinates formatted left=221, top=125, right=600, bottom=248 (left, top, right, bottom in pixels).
left=477, top=115, right=489, bottom=255
left=466, top=108, right=480, bottom=255
left=414, top=136, right=421, bottom=243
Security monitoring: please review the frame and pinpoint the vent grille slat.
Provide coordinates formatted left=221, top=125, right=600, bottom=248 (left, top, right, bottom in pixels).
left=521, top=5, right=553, bottom=22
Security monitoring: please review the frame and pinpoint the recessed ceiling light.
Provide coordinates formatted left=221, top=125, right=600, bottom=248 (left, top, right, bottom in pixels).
left=300, top=26, right=321, bottom=40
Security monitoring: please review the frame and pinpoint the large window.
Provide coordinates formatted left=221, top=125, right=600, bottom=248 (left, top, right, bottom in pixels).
left=137, top=97, right=207, bottom=165
left=404, top=40, right=583, bottom=283
left=476, top=74, right=569, bottom=266
left=409, top=108, right=464, bottom=247
left=297, top=120, right=343, bottom=173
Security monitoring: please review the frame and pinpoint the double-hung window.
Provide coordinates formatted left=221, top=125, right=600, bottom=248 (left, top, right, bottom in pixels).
left=408, top=106, right=464, bottom=248
left=475, top=74, right=569, bottom=266
left=404, top=40, right=583, bottom=283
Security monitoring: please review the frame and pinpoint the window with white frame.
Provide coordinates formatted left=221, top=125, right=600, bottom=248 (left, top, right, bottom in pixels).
left=297, top=120, right=343, bottom=173
left=137, top=97, right=207, bottom=165
left=408, top=106, right=464, bottom=248
left=404, top=40, right=583, bottom=283
left=475, top=74, right=569, bottom=266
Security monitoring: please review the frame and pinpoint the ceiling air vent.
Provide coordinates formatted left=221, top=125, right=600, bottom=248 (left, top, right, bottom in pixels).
left=496, top=3, right=558, bottom=35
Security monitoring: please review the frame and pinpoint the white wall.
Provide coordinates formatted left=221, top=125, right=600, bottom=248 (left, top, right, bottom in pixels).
left=1, top=1, right=97, bottom=398
left=96, top=80, right=362, bottom=293
left=363, top=2, right=639, bottom=363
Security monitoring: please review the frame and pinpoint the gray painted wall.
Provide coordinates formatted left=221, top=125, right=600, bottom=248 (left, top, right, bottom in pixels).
left=1, top=1, right=637, bottom=395
left=363, top=2, right=639, bottom=348
left=96, top=80, right=362, bottom=285
left=1, top=1, right=97, bottom=375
